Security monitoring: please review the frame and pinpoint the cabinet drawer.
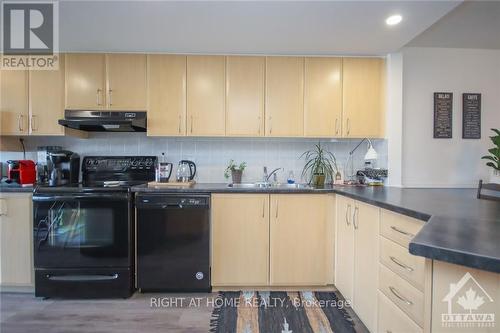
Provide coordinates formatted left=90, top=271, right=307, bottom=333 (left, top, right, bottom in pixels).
left=380, top=210, right=424, bottom=248
left=379, top=263, right=424, bottom=327
left=380, top=236, right=425, bottom=291
left=378, top=291, right=423, bottom=333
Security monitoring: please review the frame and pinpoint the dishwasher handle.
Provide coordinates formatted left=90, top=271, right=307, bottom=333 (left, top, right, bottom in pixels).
left=135, top=195, right=210, bottom=209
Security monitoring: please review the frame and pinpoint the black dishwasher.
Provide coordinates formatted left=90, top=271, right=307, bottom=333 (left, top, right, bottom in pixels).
left=135, top=193, right=210, bottom=292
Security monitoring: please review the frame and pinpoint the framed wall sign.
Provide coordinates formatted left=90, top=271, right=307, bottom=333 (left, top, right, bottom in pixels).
left=434, top=92, right=453, bottom=138
left=462, top=93, right=481, bottom=139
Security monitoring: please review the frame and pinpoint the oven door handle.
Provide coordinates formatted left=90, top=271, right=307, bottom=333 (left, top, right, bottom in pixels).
left=33, top=193, right=130, bottom=201
left=46, top=274, right=119, bottom=282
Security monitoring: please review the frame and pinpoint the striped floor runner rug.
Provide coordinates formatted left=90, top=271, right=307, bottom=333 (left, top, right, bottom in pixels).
left=210, top=291, right=359, bottom=333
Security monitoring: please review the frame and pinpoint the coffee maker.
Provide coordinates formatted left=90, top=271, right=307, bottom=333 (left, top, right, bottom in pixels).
left=47, top=150, right=80, bottom=186
left=36, top=146, right=63, bottom=184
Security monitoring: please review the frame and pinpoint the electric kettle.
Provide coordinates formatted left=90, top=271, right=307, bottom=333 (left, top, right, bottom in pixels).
left=176, top=160, right=196, bottom=182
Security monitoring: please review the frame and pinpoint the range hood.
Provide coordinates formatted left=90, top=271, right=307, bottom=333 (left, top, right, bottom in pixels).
left=59, top=110, right=147, bottom=132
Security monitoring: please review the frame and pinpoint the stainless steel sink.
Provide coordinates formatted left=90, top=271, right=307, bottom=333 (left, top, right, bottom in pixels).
left=227, top=183, right=265, bottom=188
left=227, top=183, right=313, bottom=190
left=271, top=183, right=313, bottom=189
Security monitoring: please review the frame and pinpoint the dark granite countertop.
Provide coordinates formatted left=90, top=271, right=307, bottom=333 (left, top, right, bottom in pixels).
left=132, top=183, right=500, bottom=273
left=0, top=180, right=34, bottom=193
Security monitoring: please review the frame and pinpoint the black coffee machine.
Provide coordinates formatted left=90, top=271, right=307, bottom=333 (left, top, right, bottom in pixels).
left=47, top=150, right=80, bottom=186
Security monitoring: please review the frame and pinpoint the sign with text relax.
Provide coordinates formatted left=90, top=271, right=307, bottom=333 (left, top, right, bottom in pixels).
left=1, top=1, right=59, bottom=70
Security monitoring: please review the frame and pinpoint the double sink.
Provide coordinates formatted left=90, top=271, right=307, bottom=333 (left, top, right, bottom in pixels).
left=227, top=182, right=313, bottom=190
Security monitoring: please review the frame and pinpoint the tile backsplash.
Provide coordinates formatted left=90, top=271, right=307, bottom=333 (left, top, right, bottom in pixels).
left=1, top=133, right=387, bottom=183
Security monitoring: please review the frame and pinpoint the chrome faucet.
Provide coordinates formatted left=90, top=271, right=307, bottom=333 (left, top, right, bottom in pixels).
left=265, top=167, right=283, bottom=183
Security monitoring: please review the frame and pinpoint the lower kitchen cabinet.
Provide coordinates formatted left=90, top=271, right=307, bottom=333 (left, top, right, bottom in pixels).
left=335, top=195, right=379, bottom=332
left=270, top=194, right=330, bottom=286
left=211, top=194, right=269, bottom=286
left=0, top=193, right=33, bottom=287
left=211, top=193, right=333, bottom=287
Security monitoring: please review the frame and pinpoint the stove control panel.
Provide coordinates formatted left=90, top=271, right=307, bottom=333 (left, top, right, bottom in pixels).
left=83, top=156, right=157, bottom=172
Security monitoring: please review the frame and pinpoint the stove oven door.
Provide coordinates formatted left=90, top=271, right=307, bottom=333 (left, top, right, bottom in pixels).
left=33, top=192, right=131, bottom=269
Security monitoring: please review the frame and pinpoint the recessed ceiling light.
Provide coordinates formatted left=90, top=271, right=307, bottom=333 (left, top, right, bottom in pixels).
left=386, top=15, right=402, bottom=26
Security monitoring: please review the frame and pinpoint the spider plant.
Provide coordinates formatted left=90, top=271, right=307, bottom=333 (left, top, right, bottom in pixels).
left=300, top=142, right=338, bottom=187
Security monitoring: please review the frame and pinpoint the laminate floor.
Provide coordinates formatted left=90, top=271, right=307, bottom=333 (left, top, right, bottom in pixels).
left=0, top=291, right=367, bottom=333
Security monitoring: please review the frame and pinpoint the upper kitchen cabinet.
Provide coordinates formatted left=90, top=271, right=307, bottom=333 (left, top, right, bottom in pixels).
left=304, top=57, right=342, bottom=137
left=147, top=55, right=186, bottom=136
left=106, top=54, right=147, bottom=110
left=65, top=53, right=106, bottom=109
left=29, top=54, right=66, bottom=135
left=187, top=55, right=226, bottom=136
left=342, top=57, right=385, bottom=138
left=226, top=56, right=265, bottom=137
left=0, top=70, right=29, bottom=135
left=265, top=57, right=304, bottom=137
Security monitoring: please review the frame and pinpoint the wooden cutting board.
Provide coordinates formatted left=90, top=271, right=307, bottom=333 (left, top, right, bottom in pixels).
left=148, top=181, right=196, bottom=188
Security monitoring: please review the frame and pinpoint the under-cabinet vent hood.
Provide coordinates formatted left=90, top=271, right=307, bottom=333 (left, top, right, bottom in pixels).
left=59, top=110, right=147, bottom=132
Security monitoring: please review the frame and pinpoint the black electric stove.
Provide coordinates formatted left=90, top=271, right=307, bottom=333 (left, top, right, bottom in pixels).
left=33, top=156, right=156, bottom=299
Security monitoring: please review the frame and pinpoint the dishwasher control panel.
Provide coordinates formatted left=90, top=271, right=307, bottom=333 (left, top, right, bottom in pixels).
left=136, top=194, right=210, bottom=208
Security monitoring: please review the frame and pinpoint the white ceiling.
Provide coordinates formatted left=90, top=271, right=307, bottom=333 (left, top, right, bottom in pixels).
left=58, top=1, right=462, bottom=55
left=407, top=1, right=500, bottom=49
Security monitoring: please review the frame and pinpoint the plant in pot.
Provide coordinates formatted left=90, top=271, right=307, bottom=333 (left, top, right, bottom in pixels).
left=481, top=128, right=500, bottom=184
left=300, top=142, right=338, bottom=188
left=224, top=160, right=247, bottom=184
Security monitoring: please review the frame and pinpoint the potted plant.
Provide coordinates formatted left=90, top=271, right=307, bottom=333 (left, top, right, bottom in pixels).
left=300, top=142, right=338, bottom=187
left=224, top=160, right=247, bottom=184
left=482, top=128, right=500, bottom=184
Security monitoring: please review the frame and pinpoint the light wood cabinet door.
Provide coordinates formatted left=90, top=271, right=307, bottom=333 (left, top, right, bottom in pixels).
left=270, top=194, right=328, bottom=286
left=65, top=53, right=106, bottom=109
left=378, top=291, right=423, bottom=333
left=147, top=55, right=186, bottom=136
left=211, top=194, right=269, bottom=286
left=304, top=57, right=342, bottom=137
left=431, top=261, right=500, bottom=333
left=187, top=56, right=225, bottom=136
left=0, top=70, right=29, bottom=135
left=353, top=200, right=380, bottom=332
left=226, top=56, right=265, bottom=137
left=0, top=193, right=33, bottom=287
left=106, top=54, right=147, bottom=110
left=29, top=54, right=65, bottom=135
left=343, top=57, right=385, bottom=138
left=335, top=195, right=354, bottom=301
left=265, top=57, right=304, bottom=137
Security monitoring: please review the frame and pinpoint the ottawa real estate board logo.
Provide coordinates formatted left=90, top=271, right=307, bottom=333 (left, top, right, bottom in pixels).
left=1, top=1, right=59, bottom=69
left=441, top=272, right=495, bottom=329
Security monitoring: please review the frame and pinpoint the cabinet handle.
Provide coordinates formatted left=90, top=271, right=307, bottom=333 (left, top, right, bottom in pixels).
left=275, top=200, right=279, bottom=219
left=178, top=115, right=182, bottom=134
left=269, top=116, right=272, bottom=135
left=0, top=198, right=7, bottom=216
left=108, top=89, right=113, bottom=106
left=353, top=206, right=359, bottom=230
left=389, top=256, right=414, bottom=272
left=346, top=118, right=350, bottom=135
left=390, top=226, right=415, bottom=238
left=96, top=89, right=102, bottom=105
left=389, top=286, right=413, bottom=306
left=18, top=114, right=24, bottom=132
left=190, top=115, right=193, bottom=133
left=31, top=115, right=38, bottom=131
left=262, top=199, right=265, bottom=218
left=335, top=118, right=339, bottom=135
left=345, top=204, right=351, bottom=226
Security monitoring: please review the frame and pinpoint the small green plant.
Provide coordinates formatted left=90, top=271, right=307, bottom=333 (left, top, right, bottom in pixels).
left=224, top=160, right=247, bottom=179
left=482, top=128, right=500, bottom=171
left=300, top=142, right=338, bottom=186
